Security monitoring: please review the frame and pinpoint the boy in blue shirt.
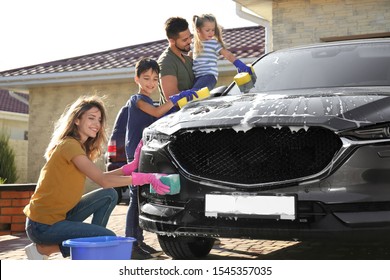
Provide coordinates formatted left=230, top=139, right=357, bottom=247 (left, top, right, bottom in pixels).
left=125, top=58, right=197, bottom=259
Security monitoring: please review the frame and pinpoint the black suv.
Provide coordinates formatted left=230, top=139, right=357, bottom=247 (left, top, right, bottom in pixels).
left=138, top=39, right=390, bottom=259
left=105, top=105, right=130, bottom=205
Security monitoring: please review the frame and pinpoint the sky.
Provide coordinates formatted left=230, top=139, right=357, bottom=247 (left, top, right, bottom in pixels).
left=0, top=0, right=256, bottom=72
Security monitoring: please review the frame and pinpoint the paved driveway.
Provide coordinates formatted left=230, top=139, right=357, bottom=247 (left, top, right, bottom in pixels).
left=1, top=205, right=389, bottom=260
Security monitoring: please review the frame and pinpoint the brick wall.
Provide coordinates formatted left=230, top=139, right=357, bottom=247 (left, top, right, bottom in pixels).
left=0, top=184, right=35, bottom=235
left=272, top=0, right=390, bottom=50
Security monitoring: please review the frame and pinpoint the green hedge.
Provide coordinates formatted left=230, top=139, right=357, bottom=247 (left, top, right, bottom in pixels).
left=0, top=132, right=18, bottom=183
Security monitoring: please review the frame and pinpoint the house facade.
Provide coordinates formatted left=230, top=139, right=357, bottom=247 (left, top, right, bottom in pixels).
left=234, top=0, right=390, bottom=50
left=1, top=0, right=389, bottom=185
left=0, top=26, right=265, bottom=185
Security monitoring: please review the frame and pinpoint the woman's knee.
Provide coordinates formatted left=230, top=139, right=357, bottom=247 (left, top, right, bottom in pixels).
left=107, top=188, right=118, bottom=201
left=99, top=188, right=118, bottom=203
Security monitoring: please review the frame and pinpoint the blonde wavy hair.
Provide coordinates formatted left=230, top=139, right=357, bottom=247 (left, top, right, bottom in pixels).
left=192, top=14, right=225, bottom=56
left=44, top=95, right=108, bottom=162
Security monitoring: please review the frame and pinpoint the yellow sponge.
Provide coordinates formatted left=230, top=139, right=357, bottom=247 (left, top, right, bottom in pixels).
left=234, top=66, right=256, bottom=93
left=234, top=72, right=252, bottom=86
left=177, top=87, right=210, bottom=108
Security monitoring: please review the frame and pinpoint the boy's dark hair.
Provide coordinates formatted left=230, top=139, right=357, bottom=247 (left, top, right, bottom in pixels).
left=135, top=58, right=160, bottom=77
left=164, top=17, right=189, bottom=39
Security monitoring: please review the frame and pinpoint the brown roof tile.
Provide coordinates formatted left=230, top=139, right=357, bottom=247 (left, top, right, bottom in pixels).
left=0, top=26, right=265, bottom=78
left=0, top=90, right=29, bottom=114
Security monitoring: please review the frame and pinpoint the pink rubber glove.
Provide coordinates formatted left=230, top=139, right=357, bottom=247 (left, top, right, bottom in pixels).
left=121, top=140, right=143, bottom=175
left=132, top=172, right=170, bottom=195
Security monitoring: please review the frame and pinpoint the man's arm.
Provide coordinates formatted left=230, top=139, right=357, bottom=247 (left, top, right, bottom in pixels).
left=160, top=75, right=180, bottom=101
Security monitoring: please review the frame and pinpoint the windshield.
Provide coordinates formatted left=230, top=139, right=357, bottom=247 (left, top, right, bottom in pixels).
left=227, top=41, right=390, bottom=95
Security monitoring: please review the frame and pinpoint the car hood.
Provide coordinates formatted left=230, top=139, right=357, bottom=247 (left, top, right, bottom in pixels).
left=150, top=87, right=390, bottom=135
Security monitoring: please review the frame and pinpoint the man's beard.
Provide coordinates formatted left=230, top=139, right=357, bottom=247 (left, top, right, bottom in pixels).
left=175, top=42, right=190, bottom=53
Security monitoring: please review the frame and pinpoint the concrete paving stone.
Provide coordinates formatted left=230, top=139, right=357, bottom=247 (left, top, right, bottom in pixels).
left=1, top=204, right=390, bottom=260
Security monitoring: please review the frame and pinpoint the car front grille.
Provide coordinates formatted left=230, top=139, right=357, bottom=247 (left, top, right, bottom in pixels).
left=169, top=126, right=343, bottom=184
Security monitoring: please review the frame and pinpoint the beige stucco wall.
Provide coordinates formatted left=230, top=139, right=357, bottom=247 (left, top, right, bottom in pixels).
left=26, top=73, right=236, bottom=189
left=217, top=75, right=235, bottom=88
left=8, top=139, right=28, bottom=183
left=272, top=0, right=390, bottom=50
left=0, top=115, right=28, bottom=140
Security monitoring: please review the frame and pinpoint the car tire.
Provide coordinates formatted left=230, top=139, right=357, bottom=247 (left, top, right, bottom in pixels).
left=157, top=235, right=214, bottom=259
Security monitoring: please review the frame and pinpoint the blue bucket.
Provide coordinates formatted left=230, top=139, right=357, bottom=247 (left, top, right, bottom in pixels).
left=62, top=236, right=135, bottom=260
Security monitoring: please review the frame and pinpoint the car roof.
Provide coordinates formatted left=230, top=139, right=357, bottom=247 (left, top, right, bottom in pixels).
left=275, top=38, right=390, bottom=52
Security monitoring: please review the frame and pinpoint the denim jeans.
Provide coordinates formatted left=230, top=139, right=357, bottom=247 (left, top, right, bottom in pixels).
left=193, top=74, right=217, bottom=91
left=125, top=185, right=143, bottom=245
left=25, top=188, right=118, bottom=257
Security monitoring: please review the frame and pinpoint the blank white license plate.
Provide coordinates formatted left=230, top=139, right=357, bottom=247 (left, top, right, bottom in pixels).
left=205, top=193, right=296, bottom=220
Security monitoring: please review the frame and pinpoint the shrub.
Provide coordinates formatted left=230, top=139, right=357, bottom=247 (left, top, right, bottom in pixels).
left=0, top=132, right=18, bottom=183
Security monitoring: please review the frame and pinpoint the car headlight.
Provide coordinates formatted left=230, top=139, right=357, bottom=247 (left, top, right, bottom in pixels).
left=142, top=127, right=172, bottom=149
left=340, top=123, right=390, bottom=140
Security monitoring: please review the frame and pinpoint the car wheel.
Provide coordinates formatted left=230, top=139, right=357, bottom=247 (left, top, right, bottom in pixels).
left=157, top=235, right=214, bottom=259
